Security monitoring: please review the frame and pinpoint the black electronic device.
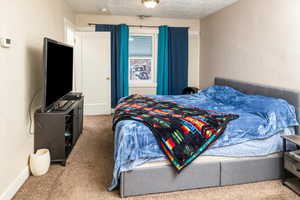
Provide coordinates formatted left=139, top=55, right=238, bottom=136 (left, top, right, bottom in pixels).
left=182, top=87, right=199, bottom=95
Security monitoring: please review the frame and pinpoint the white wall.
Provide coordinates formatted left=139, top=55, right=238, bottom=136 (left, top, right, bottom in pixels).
left=200, top=0, right=300, bottom=90
left=0, top=0, right=74, bottom=198
left=76, top=14, right=201, bottom=94
left=76, top=14, right=200, bottom=32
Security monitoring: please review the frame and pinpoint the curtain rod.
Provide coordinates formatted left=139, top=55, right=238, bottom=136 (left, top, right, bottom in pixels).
left=88, top=23, right=190, bottom=29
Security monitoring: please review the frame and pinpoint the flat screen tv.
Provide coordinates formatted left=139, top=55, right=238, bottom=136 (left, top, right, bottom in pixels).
left=42, top=38, right=73, bottom=112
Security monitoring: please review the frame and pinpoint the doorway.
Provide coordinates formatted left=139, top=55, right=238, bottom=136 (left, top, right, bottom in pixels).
left=74, top=32, right=111, bottom=115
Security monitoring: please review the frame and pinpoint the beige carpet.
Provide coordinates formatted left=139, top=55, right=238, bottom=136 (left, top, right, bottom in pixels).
left=13, top=115, right=300, bottom=200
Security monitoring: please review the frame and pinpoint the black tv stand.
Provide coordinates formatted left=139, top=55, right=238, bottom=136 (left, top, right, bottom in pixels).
left=34, top=95, right=84, bottom=166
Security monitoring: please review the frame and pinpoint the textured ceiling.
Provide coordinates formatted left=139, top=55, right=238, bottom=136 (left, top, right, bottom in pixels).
left=66, top=0, right=239, bottom=19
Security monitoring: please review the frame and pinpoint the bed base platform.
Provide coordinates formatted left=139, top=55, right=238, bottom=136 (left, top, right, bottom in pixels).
left=119, top=77, right=300, bottom=197
left=120, top=154, right=282, bottom=197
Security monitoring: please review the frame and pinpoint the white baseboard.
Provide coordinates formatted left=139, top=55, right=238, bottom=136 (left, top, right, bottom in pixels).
left=84, top=104, right=111, bottom=115
left=0, top=166, right=30, bottom=200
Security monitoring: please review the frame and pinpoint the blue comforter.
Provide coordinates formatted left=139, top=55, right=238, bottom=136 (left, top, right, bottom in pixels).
left=108, top=86, right=298, bottom=190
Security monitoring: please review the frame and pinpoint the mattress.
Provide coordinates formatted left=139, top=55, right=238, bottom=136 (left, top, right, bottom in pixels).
left=136, top=153, right=282, bottom=169
left=135, top=127, right=295, bottom=169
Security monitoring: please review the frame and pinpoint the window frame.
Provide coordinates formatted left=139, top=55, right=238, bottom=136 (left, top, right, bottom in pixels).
left=129, top=29, right=158, bottom=88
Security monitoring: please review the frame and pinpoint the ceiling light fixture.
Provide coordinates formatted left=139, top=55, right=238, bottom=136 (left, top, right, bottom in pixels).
left=98, top=7, right=111, bottom=15
left=142, top=0, right=159, bottom=9
left=101, top=8, right=107, bottom=12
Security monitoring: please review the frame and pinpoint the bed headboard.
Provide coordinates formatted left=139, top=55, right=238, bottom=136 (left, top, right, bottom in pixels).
left=215, top=77, right=300, bottom=133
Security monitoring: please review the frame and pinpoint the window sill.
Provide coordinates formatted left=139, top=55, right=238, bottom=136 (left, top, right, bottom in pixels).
left=129, top=83, right=157, bottom=88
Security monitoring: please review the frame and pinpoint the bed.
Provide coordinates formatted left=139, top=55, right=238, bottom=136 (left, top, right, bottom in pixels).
left=112, top=77, right=300, bottom=197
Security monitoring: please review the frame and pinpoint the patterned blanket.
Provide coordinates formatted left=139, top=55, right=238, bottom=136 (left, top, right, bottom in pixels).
left=113, top=94, right=239, bottom=171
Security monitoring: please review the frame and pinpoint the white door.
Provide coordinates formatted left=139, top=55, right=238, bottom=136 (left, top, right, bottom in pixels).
left=74, top=32, right=111, bottom=115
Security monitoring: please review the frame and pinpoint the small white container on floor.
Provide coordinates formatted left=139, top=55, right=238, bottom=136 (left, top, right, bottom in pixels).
left=30, top=149, right=50, bottom=176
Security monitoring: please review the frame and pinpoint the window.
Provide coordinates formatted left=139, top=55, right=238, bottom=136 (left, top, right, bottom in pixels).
left=129, top=34, right=156, bottom=87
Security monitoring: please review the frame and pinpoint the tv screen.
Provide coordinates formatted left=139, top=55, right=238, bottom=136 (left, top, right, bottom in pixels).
left=42, top=38, right=73, bottom=111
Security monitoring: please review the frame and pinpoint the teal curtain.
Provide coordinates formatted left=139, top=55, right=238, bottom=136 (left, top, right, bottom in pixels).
left=168, top=27, right=189, bottom=95
left=118, top=24, right=129, bottom=99
left=157, top=26, right=169, bottom=95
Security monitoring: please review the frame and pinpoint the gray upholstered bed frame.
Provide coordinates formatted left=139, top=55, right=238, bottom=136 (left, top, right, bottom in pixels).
left=119, top=77, right=300, bottom=197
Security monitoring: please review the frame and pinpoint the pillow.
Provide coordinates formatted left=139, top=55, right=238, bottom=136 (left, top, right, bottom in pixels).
left=201, top=85, right=298, bottom=129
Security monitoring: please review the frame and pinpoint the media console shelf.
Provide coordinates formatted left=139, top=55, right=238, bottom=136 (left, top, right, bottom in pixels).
left=34, top=95, right=84, bottom=166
